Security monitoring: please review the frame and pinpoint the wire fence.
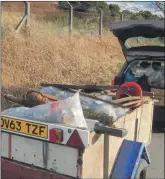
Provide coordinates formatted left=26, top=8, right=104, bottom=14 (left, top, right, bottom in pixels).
left=1, top=2, right=124, bottom=36
left=1, top=1, right=163, bottom=37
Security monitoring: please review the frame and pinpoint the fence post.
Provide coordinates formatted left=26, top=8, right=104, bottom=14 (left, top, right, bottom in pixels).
left=67, top=2, right=73, bottom=35
left=121, top=13, right=123, bottom=21
left=97, top=7, right=103, bottom=37
left=16, top=1, right=30, bottom=32
left=1, top=2, right=4, bottom=40
left=24, top=1, right=30, bottom=26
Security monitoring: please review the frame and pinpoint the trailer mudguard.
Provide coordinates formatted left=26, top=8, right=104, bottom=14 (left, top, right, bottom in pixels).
left=110, top=139, right=151, bottom=179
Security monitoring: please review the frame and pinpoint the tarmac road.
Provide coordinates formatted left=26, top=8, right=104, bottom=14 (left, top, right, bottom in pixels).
left=147, top=123, right=164, bottom=178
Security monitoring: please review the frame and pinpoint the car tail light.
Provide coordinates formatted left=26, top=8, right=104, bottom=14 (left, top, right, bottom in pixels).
left=49, top=128, right=63, bottom=143
left=66, top=130, right=85, bottom=149
left=111, top=79, right=115, bottom=85
left=114, top=76, right=122, bottom=85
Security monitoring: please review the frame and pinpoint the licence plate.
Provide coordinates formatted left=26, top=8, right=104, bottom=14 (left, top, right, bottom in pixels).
left=1, top=116, right=48, bottom=139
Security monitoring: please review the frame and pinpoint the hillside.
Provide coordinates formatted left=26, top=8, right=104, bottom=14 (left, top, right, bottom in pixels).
left=2, top=2, right=59, bottom=14
left=1, top=10, right=124, bottom=110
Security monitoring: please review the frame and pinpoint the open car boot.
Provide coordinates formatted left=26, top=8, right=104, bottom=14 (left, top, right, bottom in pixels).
left=137, top=74, right=151, bottom=92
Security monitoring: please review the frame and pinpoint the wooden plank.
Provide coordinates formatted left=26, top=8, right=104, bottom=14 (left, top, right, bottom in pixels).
left=105, top=91, right=154, bottom=99
left=121, top=100, right=142, bottom=107
left=111, top=96, right=141, bottom=104
left=111, top=96, right=150, bottom=104
left=41, top=93, right=61, bottom=101
left=122, top=99, right=150, bottom=107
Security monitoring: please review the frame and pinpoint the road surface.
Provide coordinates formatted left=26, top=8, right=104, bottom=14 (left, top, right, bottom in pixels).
left=147, top=133, right=164, bottom=178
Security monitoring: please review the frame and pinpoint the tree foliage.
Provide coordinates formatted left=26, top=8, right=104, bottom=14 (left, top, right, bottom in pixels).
left=59, top=1, right=162, bottom=20
left=152, top=2, right=164, bottom=13
left=109, top=4, right=120, bottom=15
left=59, top=1, right=109, bottom=12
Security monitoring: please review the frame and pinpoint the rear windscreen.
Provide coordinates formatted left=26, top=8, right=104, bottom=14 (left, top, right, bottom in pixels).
left=125, top=37, right=165, bottom=49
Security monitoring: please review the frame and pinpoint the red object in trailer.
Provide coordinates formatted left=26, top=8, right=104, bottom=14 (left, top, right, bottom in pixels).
left=116, top=82, right=143, bottom=108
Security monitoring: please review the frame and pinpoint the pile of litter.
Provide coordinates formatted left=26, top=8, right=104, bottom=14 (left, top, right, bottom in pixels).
left=2, top=86, right=131, bottom=129
left=3, top=80, right=153, bottom=129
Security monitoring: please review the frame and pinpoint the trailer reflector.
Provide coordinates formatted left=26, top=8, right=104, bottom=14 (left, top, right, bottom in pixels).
left=49, top=128, right=63, bottom=143
left=66, top=130, right=85, bottom=149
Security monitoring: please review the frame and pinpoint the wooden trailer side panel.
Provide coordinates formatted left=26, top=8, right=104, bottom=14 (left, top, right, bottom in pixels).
left=82, top=101, right=154, bottom=178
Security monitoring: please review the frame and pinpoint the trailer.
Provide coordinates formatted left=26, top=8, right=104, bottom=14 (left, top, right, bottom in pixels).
left=1, top=86, right=154, bottom=179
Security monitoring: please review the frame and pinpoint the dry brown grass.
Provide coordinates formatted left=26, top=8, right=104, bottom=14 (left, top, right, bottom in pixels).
left=2, top=12, right=124, bottom=109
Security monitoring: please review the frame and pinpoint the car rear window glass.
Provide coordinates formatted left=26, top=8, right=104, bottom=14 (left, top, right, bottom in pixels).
left=125, top=37, right=165, bottom=49
left=125, top=60, right=165, bottom=89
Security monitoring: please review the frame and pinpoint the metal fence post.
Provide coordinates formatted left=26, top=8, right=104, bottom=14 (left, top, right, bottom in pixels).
left=67, top=2, right=73, bottom=35
left=25, top=1, right=30, bottom=26
left=16, top=1, right=30, bottom=32
left=121, top=13, right=123, bottom=21
left=97, top=7, right=103, bottom=37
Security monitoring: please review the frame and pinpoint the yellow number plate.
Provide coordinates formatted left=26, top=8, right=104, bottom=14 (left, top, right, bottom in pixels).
left=1, top=117, right=48, bottom=139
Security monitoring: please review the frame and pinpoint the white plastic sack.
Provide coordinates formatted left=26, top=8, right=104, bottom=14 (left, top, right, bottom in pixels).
left=2, top=92, right=88, bottom=129
left=59, top=92, right=87, bottom=128
left=40, top=86, right=129, bottom=121
left=148, top=70, right=164, bottom=88
left=2, top=107, right=30, bottom=118
left=40, top=86, right=73, bottom=99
